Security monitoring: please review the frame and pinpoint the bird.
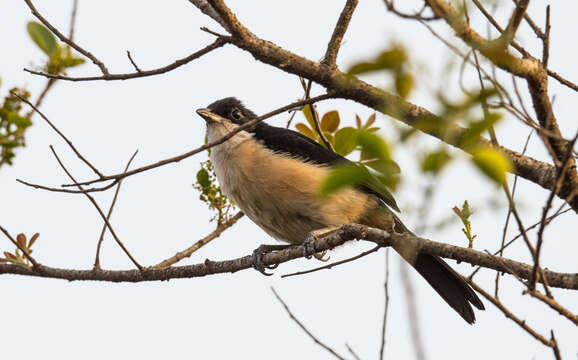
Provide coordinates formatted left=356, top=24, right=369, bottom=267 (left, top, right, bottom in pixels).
left=196, top=97, right=485, bottom=324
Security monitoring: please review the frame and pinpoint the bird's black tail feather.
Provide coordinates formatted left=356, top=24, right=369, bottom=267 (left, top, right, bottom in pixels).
left=413, top=253, right=485, bottom=324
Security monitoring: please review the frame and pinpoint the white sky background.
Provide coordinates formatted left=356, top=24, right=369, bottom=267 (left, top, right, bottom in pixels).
left=1, top=0, right=577, bottom=359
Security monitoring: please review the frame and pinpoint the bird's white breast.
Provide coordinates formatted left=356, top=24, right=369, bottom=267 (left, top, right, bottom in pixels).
left=206, top=122, right=374, bottom=244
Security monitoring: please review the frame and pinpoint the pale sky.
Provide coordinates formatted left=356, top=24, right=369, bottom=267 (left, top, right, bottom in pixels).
left=2, top=1, right=577, bottom=359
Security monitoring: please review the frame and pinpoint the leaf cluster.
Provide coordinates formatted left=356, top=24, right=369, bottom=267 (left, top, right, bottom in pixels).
left=0, top=87, right=32, bottom=168
left=347, top=44, right=414, bottom=99
left=295, top=107, right=400, bottom=211
left=0, top=233, right=39, bottom=268
left=27, top=21, right=85, bottom=75
left=193, top=159, right=236, bottom=225
left=452, top=201, right=477, bottom=248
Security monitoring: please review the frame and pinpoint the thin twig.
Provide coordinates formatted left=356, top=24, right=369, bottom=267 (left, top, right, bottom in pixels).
left=61, top=94, right=335, bottom=188
left=24, top=38, right=228, bottom=81
left=542, top=6, right=551, bottom=67
left=68, top=0, right=79, bottom=40
left=13, top=91, right=104, bottom=177
left=24, top=0, right=110, bottom=74
left=93, top=150, right=138, bottom=270
left=48, top=146, right=142, bottom=270
left=379, top=248, right=390, bottom=360
left=493, top=131, right=532, bottom=295
left=399, top=259, right=427, bottom=360
left=468, top=207, right=571, bottom=279
left=321, top=0, right=359, bottom=68
left=384, top=1, right=438, bottom=21
left=126, top=51, right=142, bottom=73
left=512, top=0, right=545, bottom=38
left=532, top=132, right=578, bottom=290
left=345, top=343, right=361, bottom=360
left=497, top=0, right=529, bottom=46
left=550, top=330, right=562, bottom=360
left=25, top=78, right=56, bottom=119
left=311, top=103, right=335, bottom=152
left=152, top=211, right=244, bottom=269
left=465, top=279, right=555, bottom=348
left=17, top=178, right=118, bottom=194
left=524, top=289, right=578, bottom=326
left=271, top=287, right=346, bottom=360
left=281, top=245, right=381, bottom=278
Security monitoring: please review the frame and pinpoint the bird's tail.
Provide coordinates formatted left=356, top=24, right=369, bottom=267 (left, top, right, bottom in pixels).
left=360, top=206, right=485, bottom=324
left=412, top=252, right=485, bottom=324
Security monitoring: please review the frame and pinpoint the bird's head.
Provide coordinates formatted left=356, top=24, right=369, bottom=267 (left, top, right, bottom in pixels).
left=196, top=97, right=257, bottom=126
left=196, top=97, right=258, bottom=143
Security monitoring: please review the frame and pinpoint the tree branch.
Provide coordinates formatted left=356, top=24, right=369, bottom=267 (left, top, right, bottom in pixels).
left=321, top=0, right=359, bottom=69
left=24, top=38, right=229, bottom=81
left=59, top=94, right=335, bottom=188
left=0, top=224, right=576, bottom=289
left=48, top=146, right=142, bottom=270
left=23, top=0, right=109, bottom=74
left=271, top=287, right=346, bottom=360
left=152, top=211, right=244, bottom=269
left=93, top=151, right=138, bottom=270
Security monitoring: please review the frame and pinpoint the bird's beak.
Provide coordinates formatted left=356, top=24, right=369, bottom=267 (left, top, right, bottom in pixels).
left=196, top=108, right=224, bottom=124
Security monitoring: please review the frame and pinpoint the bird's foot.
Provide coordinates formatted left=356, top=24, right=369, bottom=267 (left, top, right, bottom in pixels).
left=251, top=244, right=291, bottom=276
left=303, top=227, right=340, bottom=259
left=303, top=232, right=317, bottom=259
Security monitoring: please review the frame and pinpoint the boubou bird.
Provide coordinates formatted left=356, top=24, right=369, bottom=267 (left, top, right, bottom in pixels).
left=196, top=97, right=484, bottom=324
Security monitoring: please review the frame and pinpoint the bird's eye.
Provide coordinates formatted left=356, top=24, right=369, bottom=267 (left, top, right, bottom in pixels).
left=231, top=108, right=243, bottom=121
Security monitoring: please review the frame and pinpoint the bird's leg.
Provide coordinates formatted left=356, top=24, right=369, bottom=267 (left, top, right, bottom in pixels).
left=303, top=226, right=340, bottom=259
left=252, top=244, right=292, bottom=276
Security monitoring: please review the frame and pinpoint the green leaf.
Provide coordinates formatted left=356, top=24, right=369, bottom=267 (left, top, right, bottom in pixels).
left=363, top=113, right=376, bottom=129
left=196, top=168, right=211, bottom=188
left=363, top=159, right=401, bottom=190
left=62, top=57, right=85, bottom=68
left=395, top=71, right=413, bottom=99
left=333, top=127, right=358, bottom=156
left=320, top=111, right=340, bottom=133
left=295, top=123, right=316, bottom=140
left=471, top=147, right=512, bottom=185
left=356, top=131, right=391, bottom=163
left=459, top=113, right=502, bottom=150
left=365, top=159, right=401, bottom=176
left=347, top=47, right=407, bottom=76
left=421, top=149, right=452, bottom=173
left=27, top=21, right=58, bottom=56
left=319, top=165, right=369, bottom=197
left=302, top=105, right=316, bottom=130
left=7, top=112, right=32, bottom=128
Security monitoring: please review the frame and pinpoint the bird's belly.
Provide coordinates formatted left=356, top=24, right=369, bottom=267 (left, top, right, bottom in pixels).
left=210, top=138, right=374, bottom=244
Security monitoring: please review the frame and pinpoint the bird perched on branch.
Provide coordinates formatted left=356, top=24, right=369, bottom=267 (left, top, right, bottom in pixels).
left=196, top=97, right=484, bottom=324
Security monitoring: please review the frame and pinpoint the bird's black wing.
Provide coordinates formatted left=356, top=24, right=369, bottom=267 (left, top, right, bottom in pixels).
left=252, top=123, right=400, bottom=212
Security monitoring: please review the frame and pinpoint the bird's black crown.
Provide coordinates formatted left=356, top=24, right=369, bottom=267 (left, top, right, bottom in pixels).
left=207, top=97, right=257, bottom=125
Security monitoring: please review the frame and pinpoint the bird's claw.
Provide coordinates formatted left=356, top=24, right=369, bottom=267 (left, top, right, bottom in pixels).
left=313, top=250, right=330, bottom=262
left=251, top=244, right=288, bottom=276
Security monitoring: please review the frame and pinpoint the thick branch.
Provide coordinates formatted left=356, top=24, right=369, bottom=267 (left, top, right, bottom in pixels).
left=1, top=224, right=576, bottom=289
left=203, top=0, right=577, bottom=210
left=321, top=0, right=359, bottom=69
left=188, top=0, right=230, bottom=32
